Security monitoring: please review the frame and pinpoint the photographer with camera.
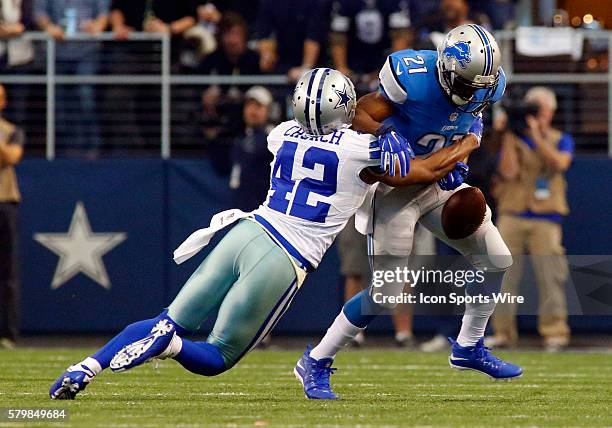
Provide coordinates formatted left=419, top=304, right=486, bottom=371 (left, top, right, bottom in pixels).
left=491, top=87, right=574, bottom=352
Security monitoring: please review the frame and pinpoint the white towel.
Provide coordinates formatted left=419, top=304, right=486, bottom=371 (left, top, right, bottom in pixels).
left=516, top=27, right=583, bottom=61
left=173, top=209, right=251, bottom=264
left=173, top=209, right=308, bottom=287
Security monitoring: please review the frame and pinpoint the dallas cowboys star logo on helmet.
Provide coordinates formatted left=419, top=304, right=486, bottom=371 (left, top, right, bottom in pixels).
left=333, top=84, right=353, bottom=115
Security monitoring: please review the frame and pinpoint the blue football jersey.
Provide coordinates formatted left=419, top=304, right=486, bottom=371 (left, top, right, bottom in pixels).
left=378, top=49, right=505, bottom=157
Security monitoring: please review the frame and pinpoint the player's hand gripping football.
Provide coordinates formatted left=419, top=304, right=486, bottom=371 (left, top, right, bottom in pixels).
left=376, top=125, right=414, bottom=177
left=438, top=162, right=469, bottom=191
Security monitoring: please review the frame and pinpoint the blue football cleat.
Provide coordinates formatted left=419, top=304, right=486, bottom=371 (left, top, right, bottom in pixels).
left=294, top=346, right=338, bottom=400
left=110, top=318, right=178, bottom=372
left=49, top=364, right=96, bottom=399
left=448, top=337, right=523, bottom=380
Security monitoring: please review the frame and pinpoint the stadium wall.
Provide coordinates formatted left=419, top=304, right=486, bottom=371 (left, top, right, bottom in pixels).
left=16, top=157, right=612, bottom=334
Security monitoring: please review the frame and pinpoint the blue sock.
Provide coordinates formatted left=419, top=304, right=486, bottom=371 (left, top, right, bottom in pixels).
left=173, top=340, right=226, bottom=376
left=342, top=289, right=382, bottom=328
left=92, top=310, right=188, bottom=369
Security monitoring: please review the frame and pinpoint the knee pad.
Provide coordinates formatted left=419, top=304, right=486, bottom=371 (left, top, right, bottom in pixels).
left=467, top=217, right=513, bottom=273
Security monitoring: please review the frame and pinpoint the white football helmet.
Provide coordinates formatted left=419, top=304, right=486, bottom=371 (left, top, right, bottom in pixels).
left=292, top=68, right=357, bottom=135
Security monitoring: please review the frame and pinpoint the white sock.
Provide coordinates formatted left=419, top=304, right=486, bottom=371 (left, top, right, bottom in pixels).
left=71, top=357, right=102, bottom=376
left=456, top=300, right=496, bottom=347
left=159, top=333, right=183, bottom=359
left=310, top=311, right=364, bottom=360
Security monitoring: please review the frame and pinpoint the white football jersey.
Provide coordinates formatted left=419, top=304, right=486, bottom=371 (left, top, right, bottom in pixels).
left=252, top=120, right=379, bottom=270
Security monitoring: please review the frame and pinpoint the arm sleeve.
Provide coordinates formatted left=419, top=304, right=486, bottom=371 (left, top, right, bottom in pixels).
left=378, top=55, right=408, bottom=105
left=557, top=133, right=575, bottom=155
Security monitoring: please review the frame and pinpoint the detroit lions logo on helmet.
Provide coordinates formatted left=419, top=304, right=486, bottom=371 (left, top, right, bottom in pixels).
left=443, top=41, right=471, bottom=69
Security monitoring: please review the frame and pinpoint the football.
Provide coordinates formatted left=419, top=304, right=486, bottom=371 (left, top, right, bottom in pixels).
left=441, top=187, right=487, bottom=240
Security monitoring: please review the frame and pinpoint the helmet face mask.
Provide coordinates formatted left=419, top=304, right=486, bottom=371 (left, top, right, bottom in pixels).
left=292, top=68, right=357, bottom=135
left=440, top=66, right=500, bottom=114
left=437, top=24, right=502, bottom=115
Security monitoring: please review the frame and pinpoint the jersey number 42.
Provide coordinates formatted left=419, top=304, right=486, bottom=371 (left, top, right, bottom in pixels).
left=268, top=141, right=338, bottom=223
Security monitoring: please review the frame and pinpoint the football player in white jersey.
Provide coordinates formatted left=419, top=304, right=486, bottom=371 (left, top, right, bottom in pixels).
left=49, top=68, right=479, bottom=400
left=295, top=25, right=522, bottom=401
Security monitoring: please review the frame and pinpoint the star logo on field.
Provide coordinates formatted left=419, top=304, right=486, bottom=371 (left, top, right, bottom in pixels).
left=34, top=202, right=127, bottom=289
left=333, top=84, right=353, bottom=115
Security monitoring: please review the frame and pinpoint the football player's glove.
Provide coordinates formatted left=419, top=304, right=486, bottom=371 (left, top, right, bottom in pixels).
left=376, top=124, right=414, bottom=177
left=438, top=162, right=469, bottom=191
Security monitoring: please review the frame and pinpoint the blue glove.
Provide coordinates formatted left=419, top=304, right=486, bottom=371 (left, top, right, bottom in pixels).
left=376, top=125, right=414, bottom=177
left=438, top=162, right=469, bottom=191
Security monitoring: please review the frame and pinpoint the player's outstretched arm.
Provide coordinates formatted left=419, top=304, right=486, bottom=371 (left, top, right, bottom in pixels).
left=353, top=92, right=394, bottom=135
left=356, top=92, right=413, bottom=177
left=361, top=134, right=480, bottom=186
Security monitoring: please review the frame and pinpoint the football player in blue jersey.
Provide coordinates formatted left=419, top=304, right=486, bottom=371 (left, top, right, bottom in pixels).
left=49, top=68, right=479, bottom=400
left=295, top=24, right=523, bottom=400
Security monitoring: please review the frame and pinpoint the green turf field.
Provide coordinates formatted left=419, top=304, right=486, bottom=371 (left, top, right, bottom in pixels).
left=1, top=348, right=611, bottom=427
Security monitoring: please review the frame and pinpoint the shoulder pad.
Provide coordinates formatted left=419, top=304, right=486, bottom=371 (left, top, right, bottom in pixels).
left=379, top=53, right=410, bottom=105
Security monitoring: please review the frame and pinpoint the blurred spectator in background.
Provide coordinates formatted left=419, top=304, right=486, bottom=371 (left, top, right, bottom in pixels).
left=492, top=87, right=574, bottom=352
left=35, top=0, right=110, bottom=156
left=228, top=86, right=273, bottom=210
left=35, top=0, right=109, bottom=40
left=109, top=0, right=197, bottom=150
left=109, top=0, right=196, bottom=66
left=416, top=0, right=472, bottom=48
left=0, top=0, right=34, bottom=128
left=180, top=2, right=221, bottom=68
left=198, top=1, right=259, bottom=29
left=0, top=0, right=32, bottom=69
left=469, top=0, right=514, bottom=30
left=330, top=0, right=412, bottom=91
left=255, top=0, right=330, bottom=80
left=198, top=12, right=260, bottom=77
left=197, top=1, right=222, bottom=31
left=198, top=13, right=262, bottom=168
left=0, top=84, right=24, bottom=349
left=465, top=112, right=503, bottom=215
